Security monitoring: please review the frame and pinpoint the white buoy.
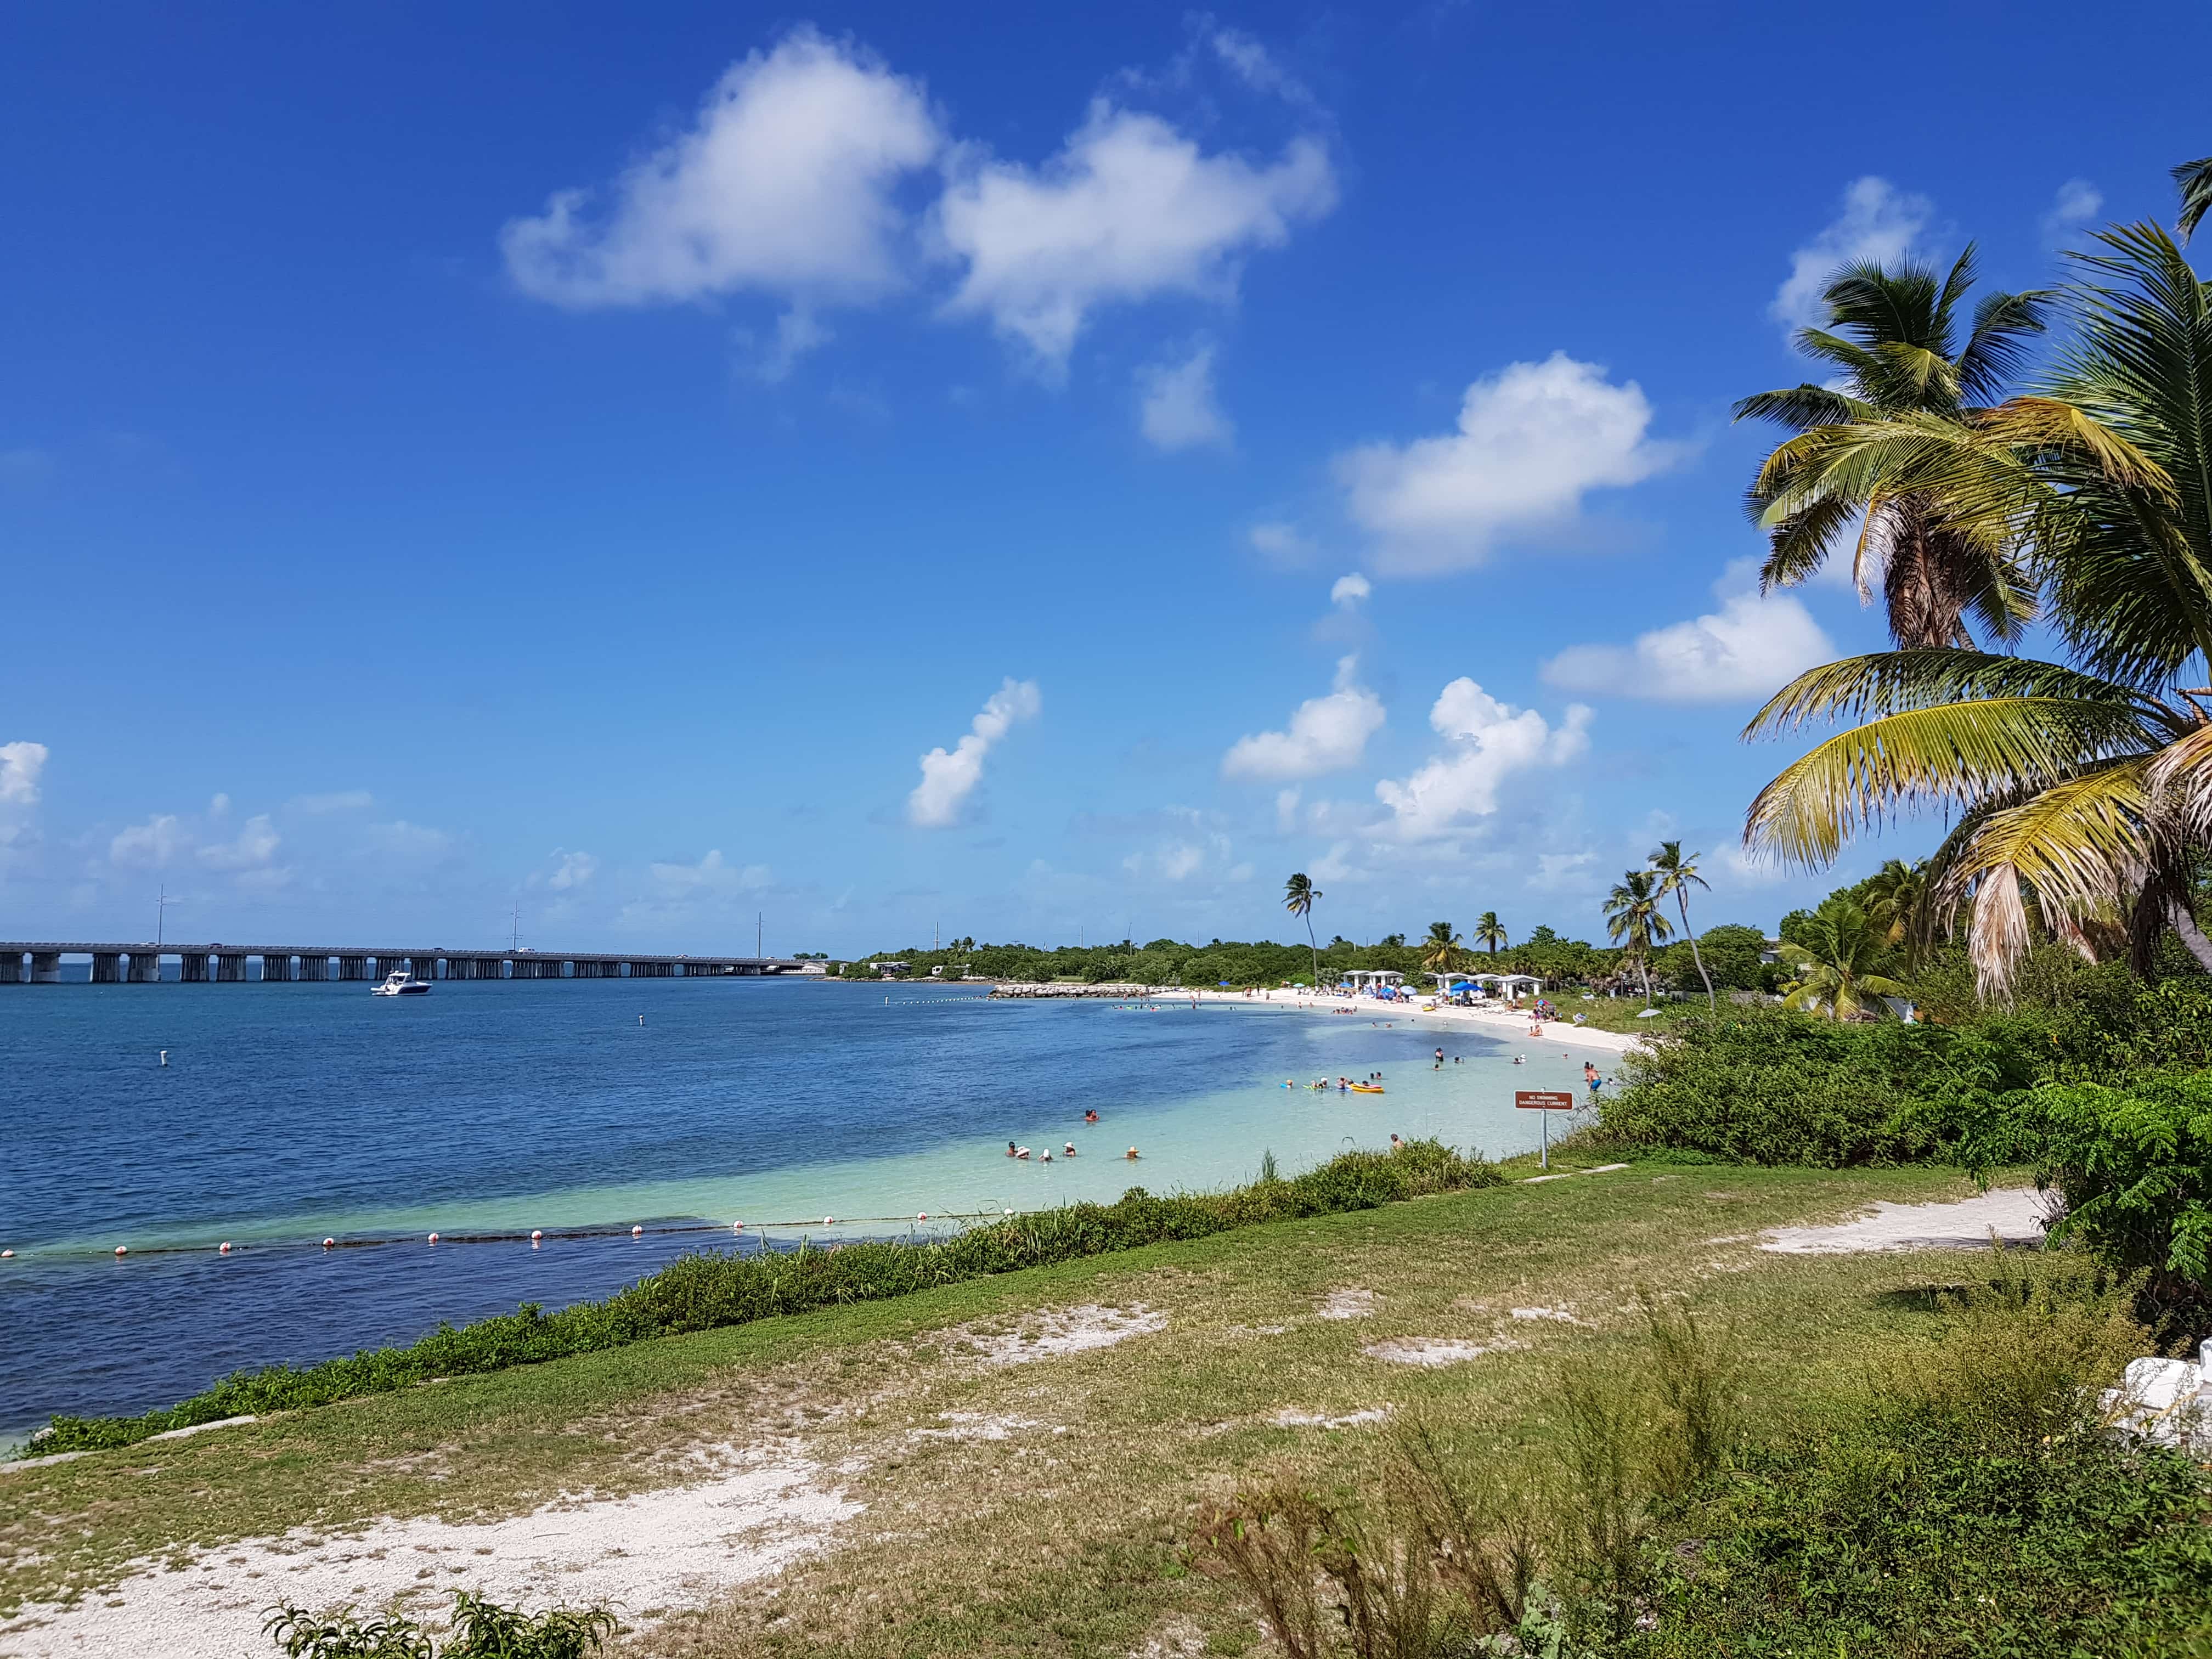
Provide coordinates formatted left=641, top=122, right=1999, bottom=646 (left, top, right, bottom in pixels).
left=917, top=1212, right=927, bottom=1222
left=2, top=1249, right=14, bottom=1259
left=530, top=1229, right=543, bottom=1242
left=427, top=1232, right=439, bottom=1245
left=321, top=1237, right=335, bottom=1249
left=218, top=1241, right=232, bottom=1254
left=159, top=1050, right=168, bottom=1066
left=732, top=1222, right=743, bottom=1232
left=114, top=1245, right=127, bottom=1257
left=631, top=1224, right=643, bottom=1237
left=823, top=1215, right=834, bottom=1226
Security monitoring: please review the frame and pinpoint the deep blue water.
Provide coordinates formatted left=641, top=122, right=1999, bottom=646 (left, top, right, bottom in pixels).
left=0, top=979, right=1552, bottom=1441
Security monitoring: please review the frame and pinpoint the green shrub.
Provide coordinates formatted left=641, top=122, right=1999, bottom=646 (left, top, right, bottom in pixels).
left=266, top=1593, right=614, bottom=1658
left=26, top=1141, right=1500, bottom=1458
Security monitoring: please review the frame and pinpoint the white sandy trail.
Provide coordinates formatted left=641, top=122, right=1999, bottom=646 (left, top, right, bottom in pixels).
left=1759, top=1188, right=2053, bottom=1255
left=0, top=1453, right=859, bottom=1659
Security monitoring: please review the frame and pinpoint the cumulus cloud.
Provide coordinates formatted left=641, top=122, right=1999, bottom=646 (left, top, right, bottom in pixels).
left=1136, top=341, right=1233, bottom=450
left=1222, top=656, right=1385, bottom=781
left=1772, top=177, right=1934, bottom=331
left=198, top=814, right=281, bottom=871
left=1373, top=679, right=1593, bottom=841
left=934, top=103, right=1336, bottom=374
left=0, top=741, right=48, bottom=805
left=1334, top=353, right=1686, bottom=574
left=1329, top=573, right=1370, bottom=607
left=110, top=814, right=188, bottom=868
left=544, top=849, right=599, bottom=890
left=2043, top=178, right=2103, bottom=243
left=1249, top=521, right=1314, bottom=564
left=1542, top=559, right=1836, bottom=703
left=909, top=678, right=1042, bottom=827
left=648, top=849, right=771, bottom=895
left=501, top=29, right=941, bottom=310
left=365, top=820, right=460, bottom=863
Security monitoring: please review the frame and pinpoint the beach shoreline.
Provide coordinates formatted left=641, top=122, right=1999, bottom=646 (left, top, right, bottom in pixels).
left=1180, top=986, right=1645, bottom=1056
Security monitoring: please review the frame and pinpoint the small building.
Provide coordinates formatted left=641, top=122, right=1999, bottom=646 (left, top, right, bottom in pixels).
left=1340, top=969, right=1406, bottom=994
left=876, top=961, right=911, bottom=978
left=1469, top=971, right=1545, bottom=998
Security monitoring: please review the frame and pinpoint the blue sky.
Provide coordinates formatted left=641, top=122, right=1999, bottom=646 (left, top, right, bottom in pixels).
left=3, top=2, right=2205, bottom=955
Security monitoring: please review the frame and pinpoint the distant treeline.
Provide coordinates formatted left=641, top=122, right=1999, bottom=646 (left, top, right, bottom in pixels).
left=831, top=925, right=1778, bottom=993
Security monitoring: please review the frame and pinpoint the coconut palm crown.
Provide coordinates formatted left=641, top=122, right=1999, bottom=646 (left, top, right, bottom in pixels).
left=1602, top=869, right=1675, bottom=1003
left=1472, top=911, right=1508, bottom=955
left=1778, top=896, right=1912, bottom=1021
left=1649, top=841, right=1716, bottom=1009
left=1742, top=220, right=2212, bottom=996
left=1735, top=246, right=2049, bottom=648
left=1284, top=872, right=1324, bottom=988
left=1420, top=922, right=1464, bottom=977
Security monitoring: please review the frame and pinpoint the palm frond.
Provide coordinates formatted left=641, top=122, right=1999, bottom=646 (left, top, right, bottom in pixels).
left=2178, top=156, right=2212, bottom=243
left=1732, top=384, right=1872, bottom=433
left=1742, top=696, right=2158, bottom=869
left=1956, top=287, right=2053, bottom=405
left=1742, top=652, right=2165, bottom=738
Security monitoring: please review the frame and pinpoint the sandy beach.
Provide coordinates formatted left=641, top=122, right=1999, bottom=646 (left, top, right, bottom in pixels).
left=1186, top=986, right=1646, bottom=1056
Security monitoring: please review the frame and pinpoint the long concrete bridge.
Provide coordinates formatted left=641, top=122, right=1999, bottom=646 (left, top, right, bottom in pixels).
left=0, top=941, right=826, bottom=984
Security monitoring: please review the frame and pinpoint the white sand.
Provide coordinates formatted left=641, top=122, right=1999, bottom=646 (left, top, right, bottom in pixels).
left=1316, top=1287, right=1376, bottom=1321
left=1272, top=1406, right=1391, bottom=1429
left=949, top=1304, right=1166, bottom=1366
left=1192, top=988, right=1645, bottom=1055
left=1759, top=1188, right=2054, bottom=1255
left=1364, top=1338, right=1517, bottom=1368
left=0, top=1452, right=860, bottom=1659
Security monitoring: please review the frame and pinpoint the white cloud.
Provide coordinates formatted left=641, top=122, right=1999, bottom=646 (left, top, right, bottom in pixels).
left=746, top=306, right=836, bottom=382
left=2043, top=178, right=2102, bottom=242
left=909, top=678, right=1042, bottom=827
left=1249, top=521, right=1314, bottom=563
left=934, top=103, right=1335, bottom=374
left=1329, top=573, right=1370, bottom=607
left=364, top=820, right=459, bottom=862
left=648, top=849, right=771, bottom=896
left=544, top=849, right=599, bottom=890
left=289, top=789, right=373, bottom=814
left=198, top=814, right=280, bottom=871
left=1541, top=557, right=1836, bottom=703
left=1772, top=177, right=1934, bottom=331
left=1533, top=850, right=1598, bottom=890
left=1334, top=353, right=1686, bottom=574
left=0, top=741, right=48, bottom=805
left=1373, top=680, right=1592, bottom=841
left=1136, top=342, right=1233, bottom=450
left=1207, top=27, right=1321, bottom=114
left=1222, top=656, right=1385, bottom=781
left=501, top=29, right=941, bottom=310
left=110, top=814, right=188, bottom=868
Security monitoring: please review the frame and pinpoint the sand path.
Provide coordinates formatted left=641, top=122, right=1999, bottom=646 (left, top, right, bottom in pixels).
left=1758, top=1188, right=2054, bottom=1255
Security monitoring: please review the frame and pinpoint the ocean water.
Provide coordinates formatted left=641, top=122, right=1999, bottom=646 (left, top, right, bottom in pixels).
left=0, top=979, right=1583, bottom=1440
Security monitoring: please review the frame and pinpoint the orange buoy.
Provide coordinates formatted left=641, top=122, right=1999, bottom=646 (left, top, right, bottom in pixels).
left=427, top=1232, right=439, bottom=1245
left=630, top=1224, right=643, bottom=1237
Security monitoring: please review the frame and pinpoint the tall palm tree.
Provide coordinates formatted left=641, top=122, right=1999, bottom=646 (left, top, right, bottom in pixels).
left=1602, top=870, right=1675, bottom=1004
left=1284, top=872, right=1323, bottom=988
left=1778, top=896, right=1912, bottom=1022
left=1649, top=841, right=1716, bottom=1009
left=1741, top=222, right=2212, bottom=997
left=1472, top=911, right=1508, bottom=955
left=1736, top=247, right=2048, bottom=648
left=2177, top=155, right=2212, bottom=242
left=1420, top=922, right=1464, bottom=978
left=1860, top=858, right=1932, bottom=958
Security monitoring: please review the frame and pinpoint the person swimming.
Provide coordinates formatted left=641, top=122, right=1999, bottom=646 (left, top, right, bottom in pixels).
left=1015, top=1146, right=1032, bottom=1159
left=1084, top=1109, right=1099, bottom=1123
left=1125, top=1146, right=1140, bottom=1160
left=1007, top=1141, right=1018, bottom=1156
left=1063, top=1142, right=1077, bottom=1157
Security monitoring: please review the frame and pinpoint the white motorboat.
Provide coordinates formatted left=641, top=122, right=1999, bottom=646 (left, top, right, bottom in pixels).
left=372, top=970, right=430, bottom=996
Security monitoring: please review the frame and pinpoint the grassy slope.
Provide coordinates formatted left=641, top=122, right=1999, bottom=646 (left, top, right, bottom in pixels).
left=3, top=1158, right=1993, bottom=1655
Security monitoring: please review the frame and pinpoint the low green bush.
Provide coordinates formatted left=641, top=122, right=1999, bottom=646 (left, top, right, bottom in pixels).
left=267, top=1591, right=614, bottom=1657
left=26, top=1141, right=1499, bottom=1458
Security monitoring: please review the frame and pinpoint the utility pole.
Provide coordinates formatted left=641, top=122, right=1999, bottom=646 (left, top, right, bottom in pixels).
left=510, top=901, right=522, bottom=952
left=155, top=884, right=175, bottom=949
left=758, top=911, right=763, bottom=958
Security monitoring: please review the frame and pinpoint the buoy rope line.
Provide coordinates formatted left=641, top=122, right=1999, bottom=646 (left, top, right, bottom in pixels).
left=4, top=1209, right=1042, bottom=1263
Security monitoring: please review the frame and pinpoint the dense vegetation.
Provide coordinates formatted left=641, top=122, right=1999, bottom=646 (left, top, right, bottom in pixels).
left=1195, top=1260, right=2212, bottom=1657
left=267, top=1593, right=615, bottom=1658
left=24, top=1141, right=1499, bottom=1458
left=827, top=924, right=1768, bottom=995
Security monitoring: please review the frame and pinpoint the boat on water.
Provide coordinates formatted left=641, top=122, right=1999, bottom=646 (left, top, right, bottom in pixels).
left=372, top=970, right=430, bottom=996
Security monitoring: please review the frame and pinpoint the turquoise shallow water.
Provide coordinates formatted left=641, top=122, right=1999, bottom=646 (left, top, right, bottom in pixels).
left=0, top=979, right=1583, bottom=1436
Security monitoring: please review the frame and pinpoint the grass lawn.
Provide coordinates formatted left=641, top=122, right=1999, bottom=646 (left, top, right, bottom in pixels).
left=2, top=1158, right=2003, bottom=1657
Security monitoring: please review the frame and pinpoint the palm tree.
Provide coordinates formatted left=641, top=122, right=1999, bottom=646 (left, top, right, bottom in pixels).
left=1741, top=221, right=2212, bottom=997
left=1472, top=911, right=1508, bottom=955
left=1284, top=873, right=1323, bottom=988
left=1649, top=841, right=1716, bottom=1010
left=1860, top=859, right=1932, bottom=958
left=1777, top=896, right=1912, bottom=1021
left=2177, top=155, right=2212, bottom=242
left=1602, top=869, right=1675, bottom=1004
left=1736, top=247, right=2047, bottom=648
left=1420, top=922, right=1464, bottom=978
